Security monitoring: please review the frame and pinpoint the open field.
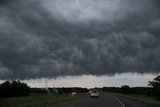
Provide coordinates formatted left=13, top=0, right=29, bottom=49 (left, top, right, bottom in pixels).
left=0, top=93, right=89, bottom=107
left=113, top=93, right=160, bottom=107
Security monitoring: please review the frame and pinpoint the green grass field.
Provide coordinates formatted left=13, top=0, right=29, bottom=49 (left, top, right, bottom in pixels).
left=113, top=93, right=160, bottom=107
left=0, top=93, right=89, bottom=107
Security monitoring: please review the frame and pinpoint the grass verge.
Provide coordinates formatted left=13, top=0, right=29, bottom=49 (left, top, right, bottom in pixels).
left=112, top=93, right=160, bottom=107
left=0, top=93, right=89, bottom=107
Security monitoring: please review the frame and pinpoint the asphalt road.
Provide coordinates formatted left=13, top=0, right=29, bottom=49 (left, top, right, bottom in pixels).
left=47, top=93, right=149, bottom=107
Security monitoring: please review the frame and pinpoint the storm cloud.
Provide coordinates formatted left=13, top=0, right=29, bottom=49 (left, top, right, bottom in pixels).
left=0, top=0, right=160, bottom=79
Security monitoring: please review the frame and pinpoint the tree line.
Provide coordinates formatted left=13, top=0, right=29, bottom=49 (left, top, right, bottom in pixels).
left=31, top=87, right=88, bottom=94
left=102, top=86, right=152, bottom=95
left=0, top=75, right=160, bottom=100
left=0, top=80, right=88, bottom=98
left=103, top=75, right=160, bottom=100
left=0, top=81, right=30, bottom=98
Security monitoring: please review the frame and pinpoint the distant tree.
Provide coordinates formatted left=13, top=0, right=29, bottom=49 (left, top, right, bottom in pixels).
left=121, top=85, right=131, bottom=94
left=102, top=87, right=121, bottom=93
left=149, top=75, right=160, bottom=100
left=0, top=81, right=30, bottom=98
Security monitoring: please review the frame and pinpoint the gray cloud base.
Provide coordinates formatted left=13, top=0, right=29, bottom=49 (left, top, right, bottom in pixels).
left=0, top=0, right=160, bottom=79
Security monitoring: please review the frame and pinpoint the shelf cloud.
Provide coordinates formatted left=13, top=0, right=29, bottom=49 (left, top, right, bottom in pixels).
left=0, top=0, right=160, bottom=79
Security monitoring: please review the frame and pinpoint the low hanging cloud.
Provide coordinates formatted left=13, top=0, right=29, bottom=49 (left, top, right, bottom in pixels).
left=0, top=0, right=160, bottom=79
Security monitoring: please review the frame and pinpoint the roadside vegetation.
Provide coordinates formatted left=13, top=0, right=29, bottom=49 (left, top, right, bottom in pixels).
left=149, top=75, right=160, bottom=100
left=0, top=93, right=89, bottom=107
left=112, top=93, right=160, bottom=107
left=103, top=75, right=160, bottom=107
left=0, top=81, right=89, bottom=107
left=0, top=81, right=30, bottom=98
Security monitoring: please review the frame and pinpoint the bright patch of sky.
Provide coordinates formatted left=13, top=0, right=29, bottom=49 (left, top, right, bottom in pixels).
left=16, top=73, right=159, bottom=88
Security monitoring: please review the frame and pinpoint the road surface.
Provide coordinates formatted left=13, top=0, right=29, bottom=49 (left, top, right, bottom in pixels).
left=47, top=93, right=149, bottom=107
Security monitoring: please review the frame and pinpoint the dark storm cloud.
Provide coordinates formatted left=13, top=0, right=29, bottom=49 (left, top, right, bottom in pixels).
left=0, top=0, right=160, bottom=79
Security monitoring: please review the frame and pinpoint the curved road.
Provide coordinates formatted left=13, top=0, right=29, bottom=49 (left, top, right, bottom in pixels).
left=47, top=93, right=149, bottom=107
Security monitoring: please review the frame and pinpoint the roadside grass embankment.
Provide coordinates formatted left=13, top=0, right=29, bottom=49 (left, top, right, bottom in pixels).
left=0, top=93, right=89, bottom=107
left=112, top=93, right=160, bottom=107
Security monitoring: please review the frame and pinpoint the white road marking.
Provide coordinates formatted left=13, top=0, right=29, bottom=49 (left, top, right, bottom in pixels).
left=112, top=95, right=125, bottom=107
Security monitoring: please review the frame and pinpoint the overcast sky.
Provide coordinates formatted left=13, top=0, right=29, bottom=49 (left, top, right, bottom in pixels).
left=0, top=73, right=157, bottom=88
left=22, top=73, right=158, bottom=88
left=0, top=0, right=160, bottom=86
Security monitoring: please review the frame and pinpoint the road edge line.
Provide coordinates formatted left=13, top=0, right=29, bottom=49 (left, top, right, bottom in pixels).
left=112, top=95, right=125, bottom=107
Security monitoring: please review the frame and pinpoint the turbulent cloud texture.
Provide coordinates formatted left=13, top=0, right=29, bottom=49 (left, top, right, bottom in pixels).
left=0, top=0, right=160, bottom=79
